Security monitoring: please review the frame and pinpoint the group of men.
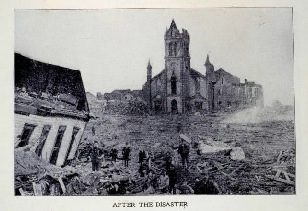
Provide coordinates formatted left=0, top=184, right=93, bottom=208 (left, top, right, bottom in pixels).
left=89, top=141, right=131, bottom=171
left=89, top=136, right=190, bottom=171
left=87, top=125, right=220, bottom=195
left=135, top=138, right=193, bottom=194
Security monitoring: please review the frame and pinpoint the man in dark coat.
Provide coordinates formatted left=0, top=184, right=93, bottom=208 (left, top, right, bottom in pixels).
left=89, top=141, right=104, bottom=171
left=203, top=175, right=221, bottom=194
left=193, top=177, right=208, bottom=194
left=138, top=149, right=148, bottom=164
left=138, top=162, right=150, bottom=177
left=164, top=151, right=173, bottom=171
left=110, top=147, right=118, bottom=164
left=194, top=175, right=221, bottom=194
left=122, top=142, right=131, bottom=167
left=167, top=165, right=178, bottom=194
left=178, top=139, right=190, bottom=169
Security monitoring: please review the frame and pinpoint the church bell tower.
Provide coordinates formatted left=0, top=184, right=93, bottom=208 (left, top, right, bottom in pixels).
left=164, top=19, right=190, bottom=113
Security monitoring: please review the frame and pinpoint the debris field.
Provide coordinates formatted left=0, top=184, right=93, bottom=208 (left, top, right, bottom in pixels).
left=15, top=108, right=295, bottom=195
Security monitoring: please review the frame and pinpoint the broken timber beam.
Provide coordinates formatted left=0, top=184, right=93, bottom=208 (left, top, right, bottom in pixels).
left=58, top=176, right=66, bottom=194
left=230, top=163, right=245, bottom=175
left=19, top=188, right=26, bottom=196
left=32, top=182, right=43, bottom=196
left=266, top=169, right=295, bottom=185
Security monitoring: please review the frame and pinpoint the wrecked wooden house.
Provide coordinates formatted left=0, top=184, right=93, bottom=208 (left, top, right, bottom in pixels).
left=14, top=53, right=90, bottom=166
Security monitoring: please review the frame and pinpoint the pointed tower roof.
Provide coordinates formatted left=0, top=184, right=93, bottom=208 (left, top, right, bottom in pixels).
left=205, top=54, right=211, bottom=65
left=147, top=59, right=152, bottom=69
left=205, top=54, right=214, bottom=73
left=170, top=19, right=177, bottom=29
left=165, top=19, right=180, bottom=38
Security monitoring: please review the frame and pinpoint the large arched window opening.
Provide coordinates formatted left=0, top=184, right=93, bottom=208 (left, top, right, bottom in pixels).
left=171, top=99, right=177, bottom=112
left=173, top=42, right=177, bottom=56
left=169, top=43, right=173, bottom=56
left=154, top=95, right=163, bottom=113
left=171, top=75, right=177, bottom=94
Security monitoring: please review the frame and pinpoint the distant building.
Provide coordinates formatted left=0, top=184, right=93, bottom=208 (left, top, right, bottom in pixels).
left=103, top=89, right=142, bottom=102
left=15, top=53, right=90, bottom=166
left=141, top=20, right=263, bottom=114
left=96, top=92, right=104, bottom=100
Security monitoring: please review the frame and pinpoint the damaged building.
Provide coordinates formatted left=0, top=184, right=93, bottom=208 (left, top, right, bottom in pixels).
left=102, top=89, right=144, bottom=103
left=14, top=53, right=90, bottom=166
left=141, top=20, right=263, bottom=114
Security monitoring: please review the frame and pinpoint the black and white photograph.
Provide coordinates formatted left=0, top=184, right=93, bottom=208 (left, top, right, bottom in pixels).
left=13, top=8, right=295, bottom=196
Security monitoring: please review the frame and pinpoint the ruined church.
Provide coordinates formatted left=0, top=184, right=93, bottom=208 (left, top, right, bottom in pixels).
left=141, top=20, right=263, bottom=114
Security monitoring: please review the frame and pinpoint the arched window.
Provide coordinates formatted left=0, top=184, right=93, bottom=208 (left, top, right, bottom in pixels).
left=171, top=75, right=177, bottom=94
left=171, top=99, right=177, bottom=112
left=173, top=42, right=177, bottom=56
left=169, top=43, right=173, bottom=56
left=154, top=96, right=162, bottom=113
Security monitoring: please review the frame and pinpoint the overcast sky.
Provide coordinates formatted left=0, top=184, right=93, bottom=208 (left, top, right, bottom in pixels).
left=15, top=9, right=293, bottom=106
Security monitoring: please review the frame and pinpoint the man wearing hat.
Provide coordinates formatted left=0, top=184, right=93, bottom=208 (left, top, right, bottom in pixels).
left=89, top=141, right=104, bottom=171
left=178, top=139, right=190, bottom=169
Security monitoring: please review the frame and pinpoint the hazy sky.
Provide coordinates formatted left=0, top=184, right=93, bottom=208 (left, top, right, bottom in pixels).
left=15, top=9, right=293, bottom=106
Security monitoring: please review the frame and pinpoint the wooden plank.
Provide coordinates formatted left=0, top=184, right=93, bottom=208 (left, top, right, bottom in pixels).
left=266, top=175, right=295, bottom=185
left=275, top=170, right=281, bottom=178
left=281, top=170, right=295, bottom=178
left=230, top=163, right=245, bottom=175
left=221, top=171, right=236, bottom=181
left=212, top=160, right=223, bottom=170
left=283, top=171, right=291, bottom=182
left=58, top=176, right=66, bottom=194
left=19, top=188, right=26, bottom=196
left=32, top=182, right=43, bottom=196
left=276, top=151, right=283, bottom=163
left=179, top=134, right=192, bottom=143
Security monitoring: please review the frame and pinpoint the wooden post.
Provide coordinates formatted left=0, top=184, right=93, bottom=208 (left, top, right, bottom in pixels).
left=58, top=176, right=66, bottom=194
left=32, top=182, right=43, bottom=196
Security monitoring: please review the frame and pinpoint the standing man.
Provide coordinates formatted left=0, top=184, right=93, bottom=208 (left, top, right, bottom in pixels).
left=167, top=165, right=178, bottom=194
left=178, top=139, right=190, bottom=169
left=122, top=142, right=131, bottom=167
left=203, top=175, right=221, bottom=194
left=92, top=126, right=96, bottom=136
left=164, top=151, right=172, bottom=171
left=110, top=147, right=118, bottom=164
left=176, top=122, right=182, bottom=133
left=89, top=141, right=104, bottom=171
left=138, top=148, right=148, bottom=164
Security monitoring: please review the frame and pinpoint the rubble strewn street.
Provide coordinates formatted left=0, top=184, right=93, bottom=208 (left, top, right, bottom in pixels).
left=15, top=105, right=295, bottom=195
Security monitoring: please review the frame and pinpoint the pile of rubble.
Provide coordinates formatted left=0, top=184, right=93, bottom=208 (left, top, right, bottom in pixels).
left=15, top=106, right=295, bottom=195
left=15, top=147, right=76, bottom=195
left=189, top=136, right=295, bottom=194
left=15, top=146, right=144, bottom=196
left=102, top=101, right=148, bottom=115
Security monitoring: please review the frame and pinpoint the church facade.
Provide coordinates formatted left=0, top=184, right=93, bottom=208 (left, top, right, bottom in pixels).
left=141, top=20, right=263, bottom=114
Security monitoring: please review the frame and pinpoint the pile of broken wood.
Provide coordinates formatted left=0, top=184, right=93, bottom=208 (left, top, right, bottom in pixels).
left=191, top=148, right=295, bottom=194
